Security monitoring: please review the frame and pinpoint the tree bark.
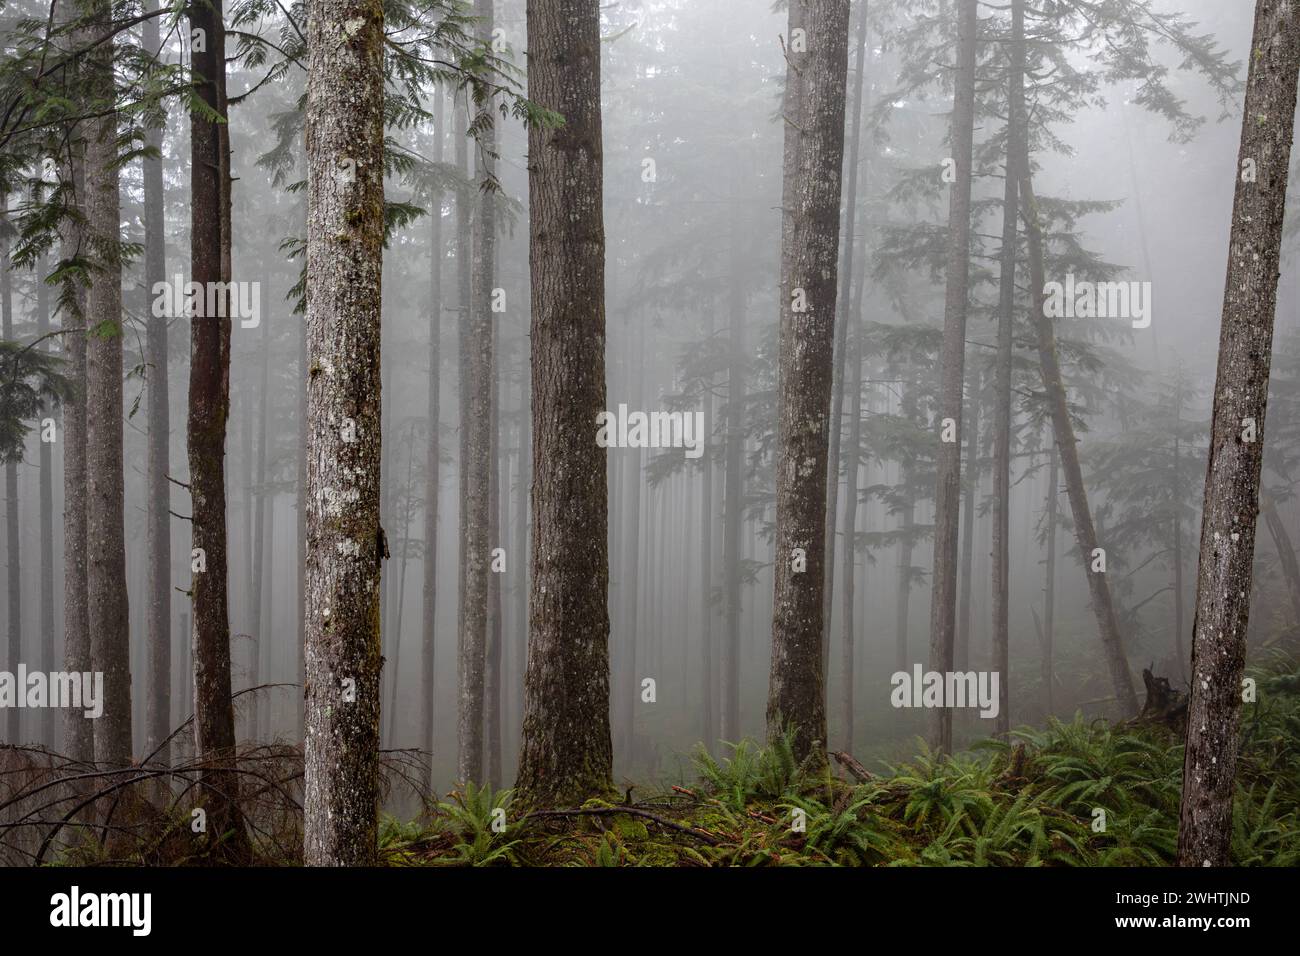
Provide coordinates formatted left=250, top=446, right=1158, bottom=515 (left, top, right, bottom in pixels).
left=188, top=0, right=246, bottom=855
left=421, top=85, right=445, bottom=790
left=142, top=0, right=171, bottom=764
left=456, top=0, right=496, bottom=787
left=1177, top=0, right=1300, bottom=867
left=516, top=0, right=613, bottom=807
left=302, top=0, right=386, bottom=865
left=990, top=0, right=1025, bottom=740
left=1022, top=176, right=1140, bottom=718
left=822, top=0, right=871, bottom=685
left=767, top=0, right=850, bottom=766
left=926, top=0, right=978, bottom=755
left=59, top=141, right=93, bottom=763
left=83, top=0, right=132, bottom=767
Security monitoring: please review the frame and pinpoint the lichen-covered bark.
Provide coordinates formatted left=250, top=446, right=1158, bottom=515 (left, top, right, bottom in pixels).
left=1177, top=0, right=1300, bottom=868
left=1022, top=175, right=1139, bottom=719
left=516, top=0, right=613, bottom=808
left=926, top=0, right=977, bottom=755
left=767, top=0, right=850, bottom=766
left=82, top=0, right=132, bottom=767
left=142, top=0, right=171, bottom=763
left=302, top=0, right=386, bottom=865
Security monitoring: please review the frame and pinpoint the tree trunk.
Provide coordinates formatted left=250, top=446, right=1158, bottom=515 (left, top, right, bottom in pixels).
left=926, top=0, right=978, bottom=755
left=1177, top=0, right=1300, bottom=867
left=457, top=0, right=496, bottom=787
left=767, top=0, right=850, bottom=766
left=302, top=0, right=386, bottom=866
left=188, top=0, right=246, bottom=855
left=956, top=365, right=979, bottom=672
left=83, top=0, right=132, bottom=767
left=142, top=0, right=171, bottom=764
left=37, top=256, right=56, bottom=748
left=990, top=0, right=1025, bottom=740
left=1043, top=440, right=1058, bottom=716
left=722, top=205, right=745, bottom=744
left=1263, top=495, right=1300, bottom=625
left=822, top=0, right=871, bottom=685
left=1022, top=175, right=1139, bottom=718
left=485, top=341, right=503, bottom=787
left=840, top=237, right=866, bottom=754
left=60, top=142, right=93, bottom=763
left=249, top=314, right=271, bottom=741
left=421, top=85, right=444, bottom=790
left=516, top=0, right=613, bottom=807
left=700, top=308, right=715, bottom=753
left=1, top=196, right=19, bottom=746
left=1172, top=383, right=1188, bottom=682
left=512, top=354, right=529, bottom=761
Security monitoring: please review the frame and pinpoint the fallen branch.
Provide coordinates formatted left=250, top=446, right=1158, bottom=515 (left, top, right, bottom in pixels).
left=524, top=806, right=720, bottom=845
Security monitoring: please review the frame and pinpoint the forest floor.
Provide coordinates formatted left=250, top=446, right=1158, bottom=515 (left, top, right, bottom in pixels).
left=385, top=652, right=1300, bottom=867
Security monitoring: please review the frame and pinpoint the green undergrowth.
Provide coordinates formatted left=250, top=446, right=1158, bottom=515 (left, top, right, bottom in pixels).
left=389, top=655, right=1300, bottom=867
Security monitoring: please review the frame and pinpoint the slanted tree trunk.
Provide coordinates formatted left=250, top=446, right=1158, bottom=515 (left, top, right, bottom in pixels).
left=1177, top=0, right=1300, bottom=867
left=421, top=85, right=445, bottom=790
left=1022, top=175, right=1139, bottom=718
left=302, top=0, right=386, bottom=865
left=59, top=143, right=93, bottom=763
left=516, top=0, right=613, bottom=807
left=822, top=0, right=871, bottom=685
left=990, top=0, right=1025, bottom=740
left=83, top=0, right=132, bottom=767
left=142, top=0, right=171, bottom=764
left=767, top=0, right=850, bottom=766
left=926, top=0, right=978, bottom=755
left=188, top=0, right=246, bottom=855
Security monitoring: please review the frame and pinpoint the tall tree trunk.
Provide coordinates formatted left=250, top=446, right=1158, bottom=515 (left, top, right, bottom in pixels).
left=485, top=342, right=503, bottom=786
left=926, top=0, right=978, bottom=755
left=822, top=0, right=871, bottom=685
left=516, top=0, right=613, bottom=807
left=767, top=0, right=850, bottom=766
left=387, top=424, right=415, bottom=744
left=457, top=0, right=496, bottom=786
left=617, top=321, right=642, bottom=758
left=60, top=143, right=93, bottom=763
left=990, top=0, right=1024, bottom=740
left=1177, top=0, right=1300, bottom=867
left=302, top=0, right=386, bottom=865
left=249, top=315, right=271, bottom=741
left=297, top=242, right=308, bottom=743
left=188, top=0, right=246, bottom=854
left=700, top=309, right=715, bottom=753
left=1022, top=176, right=1140, bottom=718
left=1172, top=382, right=1188, bottom=682
left=512, top=354, right=529, bottom=761
left=422, top=86, right=444, bottom=790
left=1, top=196, right=19, bottom=746
left=142, top=0, right=171, bottom=763
left=83, top=0, right=132, bottom=767
left=37, top=256, right=56, bottom=748
left=840, top=242, right=866, bottom=754
left=722, top=208, right=745, bottom=744
left=1042, top=440, right=1058, bottom=716
left=956, top=366, right=979, bottom=672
